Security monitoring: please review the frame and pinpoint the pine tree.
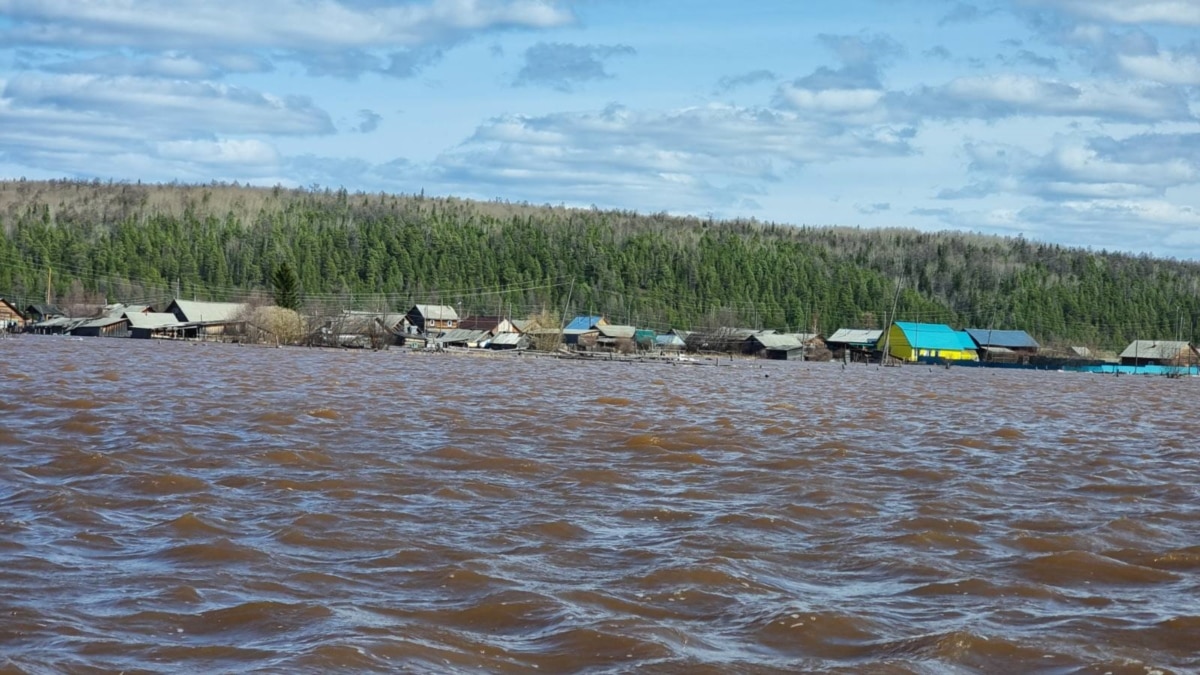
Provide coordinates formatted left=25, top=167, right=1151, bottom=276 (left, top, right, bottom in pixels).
left=272, top=261, right=302, bottom=311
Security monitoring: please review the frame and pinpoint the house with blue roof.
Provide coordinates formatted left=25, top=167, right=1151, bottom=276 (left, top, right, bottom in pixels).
left=564, top=315, right=607, bottom=331
left=878, top=321, right=978, bottom=362
left=965, top=328, right=1040, bottom=360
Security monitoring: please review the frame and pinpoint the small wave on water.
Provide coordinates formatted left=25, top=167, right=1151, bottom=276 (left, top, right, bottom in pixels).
left=1, top=338, right=1198, bottom=673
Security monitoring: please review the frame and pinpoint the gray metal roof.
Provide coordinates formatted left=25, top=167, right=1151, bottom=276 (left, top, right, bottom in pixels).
left=433, top=328, right=489, bottom=344
left=1119, top=340, right=1194, bottom=360
left=34, top=316, right=76, bottom=328
left=125, top=312, right=181, bottom=329
left=413, top=304, right=459, bottom=321
left=489, top=332, right=524, bottom=346
left=827, top=328, right=883, bottom=345
left=752, top=333, right=805, bottom=350
left=80, top=316, right=128, bottom=329
left=597, top=324, right=636, bottom=339
left=170, top=299, right=248, bottom=323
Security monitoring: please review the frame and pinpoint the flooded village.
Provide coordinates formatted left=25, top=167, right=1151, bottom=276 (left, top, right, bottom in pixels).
left=2, top=295, right=1197, bottom=376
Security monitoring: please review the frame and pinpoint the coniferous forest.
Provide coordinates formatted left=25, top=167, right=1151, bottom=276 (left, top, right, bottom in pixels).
left=2, top=179, right=1199, bottom=350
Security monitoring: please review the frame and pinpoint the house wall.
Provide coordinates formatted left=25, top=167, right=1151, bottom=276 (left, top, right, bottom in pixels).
left=766, top=348, right=804, bottom=360
left=0, top=303, right=24, bottom=330
left=883, top=325, right=978, bottom=362
left=1121, top=347, right=1197, bottom=367
left=883, top=324, right=916, bottom=361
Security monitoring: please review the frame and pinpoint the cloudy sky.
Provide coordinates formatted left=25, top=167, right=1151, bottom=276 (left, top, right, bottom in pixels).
left=2, top=0, right=1199, bottom=258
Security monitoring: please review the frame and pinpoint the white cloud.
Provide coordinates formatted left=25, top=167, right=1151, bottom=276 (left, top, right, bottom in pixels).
left=1021, top=199, right=1200, bottom=249
left=0, top=0, right=573, bottom=50
left=3, top=73, right=333, bottom=135
left=941, top=132, right=1200, bottom=202
left=1021, top=0, right=1200, bottom=26
left=1117, top=50, right=1200, bottom=84
left=899, top=74, right=1193, bottom=122
left=777, top=86, right=885, bottom=114
left=408, top=103, right=916, bottom=211
left=513, top=42, right=636, bottom=91
left=40, top=52, right=226, bottom=79
left=155, top=139, right=279, bottom=167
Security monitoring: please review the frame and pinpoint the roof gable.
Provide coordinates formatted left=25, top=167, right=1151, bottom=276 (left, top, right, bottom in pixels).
left=412, top=304, right=459, bottom=321
left=0, top=298, right=23, bottom=319
left=26, top=304, right=65, bottom=318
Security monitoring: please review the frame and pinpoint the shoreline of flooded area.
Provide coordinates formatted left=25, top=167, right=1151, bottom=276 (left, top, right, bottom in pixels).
left=2, top=336, right=1197, bottom=673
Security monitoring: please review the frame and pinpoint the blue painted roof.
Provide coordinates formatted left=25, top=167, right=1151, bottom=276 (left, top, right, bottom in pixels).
left=965, top=328, right=1040, bottom=349
left=565, top=315, right=604, bottom=331
left=894, top=322, right=977, bottom=351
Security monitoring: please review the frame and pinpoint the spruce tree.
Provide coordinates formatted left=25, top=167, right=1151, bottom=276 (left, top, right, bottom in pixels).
left=272, top=261, right=302, bottom=311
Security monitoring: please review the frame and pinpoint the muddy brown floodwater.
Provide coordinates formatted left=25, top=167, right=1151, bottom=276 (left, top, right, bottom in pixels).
left=1, top=336, right=1198, bottom=673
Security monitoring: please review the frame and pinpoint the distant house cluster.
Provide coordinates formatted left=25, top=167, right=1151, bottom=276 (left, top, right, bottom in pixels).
left=2, top=297, right=1196, bottom=375
left=822, top=320, right=1199, bottom=375
left=7, top=299, right=248, bottom=340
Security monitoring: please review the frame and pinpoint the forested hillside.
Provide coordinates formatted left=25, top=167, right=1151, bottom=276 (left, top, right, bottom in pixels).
left=2, top=179, right=1198, bottom=349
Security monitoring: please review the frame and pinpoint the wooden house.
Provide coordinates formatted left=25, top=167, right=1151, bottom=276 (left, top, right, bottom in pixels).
left=880, top=322, right=978, bottom=362
left=0, top=298, right=25, bottom=332
left=24, top=304, right=65, bottom=324
left=316, top=311, right=406, bottom=348
left=166, top=299, right=249, bottom=338
left=405, top=304, right=459, bottom=333
left=687, top=327, right=759, bottom=353
left=826, top=328, right=884, bottom=362
left=565, top=315, right=608, bottom=331
left=71, top=315, right=130, bottom=338
left=563, top=328, right=599, bottom=349
left=742, top=331, right=823, bottom=359
left=1118, top=340, right=1199, bottom=367
left=965, top=328, right=1040, bottom=362
left=32, top=317, right=86, bottom=334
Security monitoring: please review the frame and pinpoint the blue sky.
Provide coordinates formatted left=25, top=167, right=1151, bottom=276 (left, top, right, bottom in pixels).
left=1, top=0, right=1199, bottom=258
